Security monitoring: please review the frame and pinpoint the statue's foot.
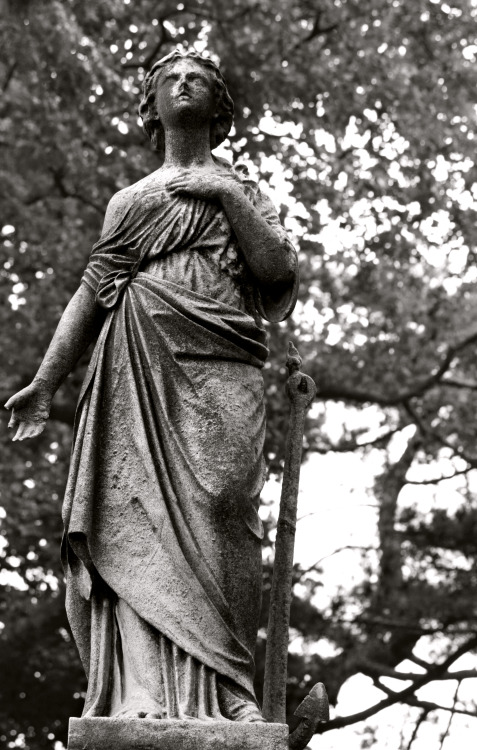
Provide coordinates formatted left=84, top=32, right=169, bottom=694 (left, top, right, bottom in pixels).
left=238, top=708, right=266, bottom=723
left=116, top=703, right=167, bottom=720
left=117, top=708, right=229, bottom=721
left=217, top=678, right=265, bottom=723
left=222, top=701, right=266, bottom=723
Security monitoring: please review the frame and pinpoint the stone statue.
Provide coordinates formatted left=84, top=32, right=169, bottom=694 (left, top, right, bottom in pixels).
left=5, top=50, right=298, bottom=726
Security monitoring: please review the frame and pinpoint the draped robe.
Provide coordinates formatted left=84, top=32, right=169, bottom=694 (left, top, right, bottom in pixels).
left=61, top=165, right=298, bottom=720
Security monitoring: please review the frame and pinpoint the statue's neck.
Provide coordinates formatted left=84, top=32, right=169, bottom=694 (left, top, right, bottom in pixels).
left=162, top=123, right=215, bottom=168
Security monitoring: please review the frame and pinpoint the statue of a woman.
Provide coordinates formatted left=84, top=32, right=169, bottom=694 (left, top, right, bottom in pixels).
left=6, top=50, right=298, bottom=723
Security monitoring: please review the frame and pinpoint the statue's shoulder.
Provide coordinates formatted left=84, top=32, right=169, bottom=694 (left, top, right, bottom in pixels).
left=106, top=185, right=135, bottom=211
left=103, top=172, right=159, bottom=227
left=106, top=170, right=164, bottom=210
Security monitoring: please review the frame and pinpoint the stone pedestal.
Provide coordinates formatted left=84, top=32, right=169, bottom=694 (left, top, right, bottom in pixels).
left=68, top=717, right=289, bottom=750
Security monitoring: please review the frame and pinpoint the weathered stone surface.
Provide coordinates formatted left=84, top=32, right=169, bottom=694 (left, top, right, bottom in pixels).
left=7, top=49, right=299, bottom=724
left=68, top=718, right=289, bottom=750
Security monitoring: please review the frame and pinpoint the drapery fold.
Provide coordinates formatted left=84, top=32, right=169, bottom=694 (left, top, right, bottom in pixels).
left=63, top=165, right=298, bottom=717
left=82, top=170, right=298, bottom=324
left=63, top=274, right=269, bottom=704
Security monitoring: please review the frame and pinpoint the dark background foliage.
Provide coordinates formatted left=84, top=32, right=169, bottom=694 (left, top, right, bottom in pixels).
left=1, top=0, right=477, bottom=747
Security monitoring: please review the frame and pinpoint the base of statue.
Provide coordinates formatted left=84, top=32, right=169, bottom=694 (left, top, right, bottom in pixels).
left=67, top=717, right=289, bottom=750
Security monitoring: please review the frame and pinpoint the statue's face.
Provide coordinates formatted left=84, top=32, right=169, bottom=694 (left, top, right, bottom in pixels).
left=154, top=58, right=216, bottom=128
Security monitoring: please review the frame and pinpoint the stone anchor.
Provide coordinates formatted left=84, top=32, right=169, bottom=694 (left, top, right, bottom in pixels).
left=263, top=342, right=329, bottom=749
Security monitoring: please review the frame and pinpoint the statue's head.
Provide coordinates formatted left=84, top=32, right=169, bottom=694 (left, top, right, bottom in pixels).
left=139, top=49, right=234, bottom=155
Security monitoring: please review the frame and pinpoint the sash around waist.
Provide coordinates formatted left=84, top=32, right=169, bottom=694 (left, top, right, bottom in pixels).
left=78, top=273, right=269, bottom=408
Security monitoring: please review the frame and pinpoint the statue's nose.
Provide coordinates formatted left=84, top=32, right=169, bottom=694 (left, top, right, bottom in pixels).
left=176, top=78, right=189, bottom=94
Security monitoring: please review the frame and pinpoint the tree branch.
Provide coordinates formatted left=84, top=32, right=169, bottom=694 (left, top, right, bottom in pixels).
left=405, top=695, right=473, bottom=719
left=405, top=467, right=472, bottom=485
left=121, top=15, right=173, bottom=69
left=301, top=545, right=375, bottom=573
left=359, top=658, right=477, bottom=683
left=379, top=689, right=472, bottom=717
left=354, top=615, right=430, bottom=636
left=2, top=61, right=17, bottom=93
left=318, top=635, right=477, bottom=733
left=406, top=708, right=431, bottom=750
left=404, top=401, right=477, bottom=467
left=354, top=615, right=477, bottom=637
left=48, top=168, right=104, bottom=214
left=291, top=10, right=339, bottom=51
left=308, top=426, right=402, bottom=454
left=439, top=682, right=462, bottom=750
left=441, top=377, right=477, bottom=391
left=408, top=654, right=432, bottom=670
left=316, top=329, right=477, bottom=407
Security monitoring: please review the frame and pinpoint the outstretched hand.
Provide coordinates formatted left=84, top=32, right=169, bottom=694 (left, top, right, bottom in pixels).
left=4, top=381, right=52, bottom=441
left=166, top=168, right=236, bottom=202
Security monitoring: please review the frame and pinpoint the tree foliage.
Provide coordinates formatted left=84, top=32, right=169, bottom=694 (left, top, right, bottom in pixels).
left=1, top=0, right=477, bottom=747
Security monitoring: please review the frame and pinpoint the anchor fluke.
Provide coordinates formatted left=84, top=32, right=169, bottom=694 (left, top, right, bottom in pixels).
left=288, top=683, right=330, bottom=750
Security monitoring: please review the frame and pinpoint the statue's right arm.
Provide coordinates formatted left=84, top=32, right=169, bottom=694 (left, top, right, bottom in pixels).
left=5, top=190, right=131, bottom=441
left=5, top=281, right=105, bottom=441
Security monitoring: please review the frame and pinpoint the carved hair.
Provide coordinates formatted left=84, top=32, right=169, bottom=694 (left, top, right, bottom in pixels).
left=138, top=50, right=234, bottom=154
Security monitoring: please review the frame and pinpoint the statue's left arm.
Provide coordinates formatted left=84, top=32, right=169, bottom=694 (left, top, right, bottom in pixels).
left=217, top=180, right=295, bottom=286
left=166, top=169, right=296, bottom=287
